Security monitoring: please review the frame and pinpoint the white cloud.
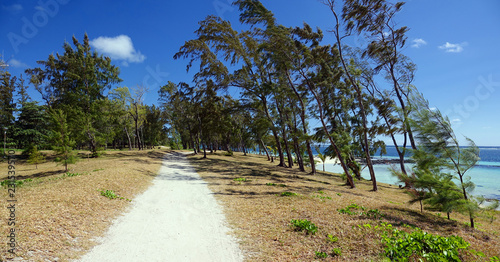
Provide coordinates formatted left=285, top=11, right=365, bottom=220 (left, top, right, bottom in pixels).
left=8, top=59, right=28, bottom=68
left=90, top=35, right=146, bottom=64
left=411, top=38, right=427, bottom=48
left=451, top=118, right=462, bottom=125
left=2, top=4, right=23, bottom=14
left=438, top=42, right=467, bottom=53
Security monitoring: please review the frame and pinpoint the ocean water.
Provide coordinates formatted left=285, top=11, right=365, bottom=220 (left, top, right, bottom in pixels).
left=316, top=146, right=500, bottom=201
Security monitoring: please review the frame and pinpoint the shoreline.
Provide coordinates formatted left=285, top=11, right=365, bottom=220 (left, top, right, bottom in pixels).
left=187, top=151, right=500, bottom=260
left=248, top=151, right=500, bottom=203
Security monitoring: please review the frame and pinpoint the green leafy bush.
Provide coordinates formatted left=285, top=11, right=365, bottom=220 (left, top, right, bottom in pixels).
left=290, top=219, right=318, bottom=235
left=382, top=225, right=471, bottom=261
left=326, top=234, right=338, bottom=243
left=281, top=191, right=298, bottom=196
left=331, top=248, right=342, bottom=257
left=224, top=150, right=233, bottom=156
left=99, top=189, right=131, bottom=201
left=338, top=203, right=364, bottom=215
left=100, top=189, right=118, bottom=199
left=233, top=177, right=249, bottom=182
left=315, top=251, right=328, bottom=258
left=265, top=182, right=276, bottom=186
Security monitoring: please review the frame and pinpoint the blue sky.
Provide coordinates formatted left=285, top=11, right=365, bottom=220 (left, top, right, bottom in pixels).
left=1, top=0, right=499, bottom=146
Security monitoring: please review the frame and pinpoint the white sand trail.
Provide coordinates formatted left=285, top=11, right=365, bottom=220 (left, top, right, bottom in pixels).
left=76, top=151, right=243, bottom=262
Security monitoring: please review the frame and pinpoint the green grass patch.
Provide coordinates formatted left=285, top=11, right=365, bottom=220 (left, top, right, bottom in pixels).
left=99, top=189, right=131, bottom=201
left=63, top=172, right=83, bottom=177
left=314, top=195, right=332, bottom=200
left=0, top=178, right=33, bottom=187
left=337, top=203, right=385, bottom=219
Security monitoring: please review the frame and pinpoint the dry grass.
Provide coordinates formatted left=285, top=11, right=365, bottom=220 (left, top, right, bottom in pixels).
left=0, top=149, right=166, bottom=261
left=188, top=152, right=500, bottom=261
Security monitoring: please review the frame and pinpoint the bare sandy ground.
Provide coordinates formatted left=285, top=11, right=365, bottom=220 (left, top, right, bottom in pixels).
left=76, top=151, right=243, bottom=262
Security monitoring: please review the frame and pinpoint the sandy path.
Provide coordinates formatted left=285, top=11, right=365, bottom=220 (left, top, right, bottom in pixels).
left=76, top=151, right=243, bottom=262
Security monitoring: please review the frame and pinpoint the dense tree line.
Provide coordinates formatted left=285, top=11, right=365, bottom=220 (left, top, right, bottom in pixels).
left=0, top=34, right=167, bottom=158
left=160, top=0, right=497, bottom=227
left=1, top=0, right=495, bottom=228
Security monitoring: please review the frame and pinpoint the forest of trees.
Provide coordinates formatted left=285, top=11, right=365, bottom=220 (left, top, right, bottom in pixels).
left=0, top=0, right=496, bottom=227
left=0, top=34, right=167, bottom=159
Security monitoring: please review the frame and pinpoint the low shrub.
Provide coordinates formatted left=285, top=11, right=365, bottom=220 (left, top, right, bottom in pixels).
left=315, top=251, right=328, bottom=259
left=99, top=189, right=131, bottom=201
left=331, top=248, right=342, bottom=257
left=326, top=234, right=338, bottom=243
left=290, top=219, right=318, bottom=235
left=377, top=222, right=485, bottom=261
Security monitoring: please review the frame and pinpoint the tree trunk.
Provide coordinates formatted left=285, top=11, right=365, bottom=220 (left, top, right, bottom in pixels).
left=190, top=133, right=197, bottom=154
left=135, top=121, right=141, bottom=151
left=271, top=129, right=285, bottom=167
left=459, top=172, right=474, bottom=228
left=260, top=139, right=271, bottom=161
left=203, top=143, right=207, bottom=159
left=285, top=70, right=316, bottom=174
left=294, top=139, right=305, bottom=172
left=307, top=87, right=354, bottom=188
left=262, top=96, right=286, bottom=167
left=282, top=129, right=293, bottom=168
left=300, top=71, right=355, bottom=188
left=275, top=98, right=293, bottom=168
left=331, top=9, right=376, bottom=191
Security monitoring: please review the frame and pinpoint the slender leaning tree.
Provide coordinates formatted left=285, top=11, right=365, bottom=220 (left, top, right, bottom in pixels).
left=409, top=91, right=481, bottom=228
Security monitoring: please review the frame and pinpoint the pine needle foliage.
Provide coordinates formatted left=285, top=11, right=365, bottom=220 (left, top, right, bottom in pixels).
left=397, top=91, right=493, bottom=228
left=25, top=144, right=45, bottom=169
left=48, top=109, right=77, bottom=172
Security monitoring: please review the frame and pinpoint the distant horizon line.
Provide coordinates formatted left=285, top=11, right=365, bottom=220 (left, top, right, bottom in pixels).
left=314, top=144, right=500, bottom=148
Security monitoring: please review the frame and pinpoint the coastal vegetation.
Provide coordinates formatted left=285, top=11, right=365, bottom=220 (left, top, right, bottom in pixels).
left=0, top=149, right=497, bottom=261
left=1, top=0, right=499, bottom=260
left=189, top=151, right=500, bottom=261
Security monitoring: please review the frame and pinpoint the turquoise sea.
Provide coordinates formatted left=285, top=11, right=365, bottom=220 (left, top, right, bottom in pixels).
left=315, top=146, right=500, bottom=201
